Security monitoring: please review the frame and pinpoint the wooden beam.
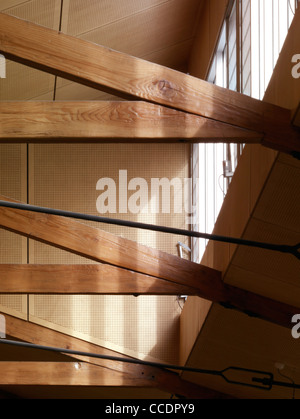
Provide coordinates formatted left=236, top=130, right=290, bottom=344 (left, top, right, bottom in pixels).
left=0, top=195, right=222, bottom=292
left=0, top=360, right=231, bottom=397
left=0, top=264, right=200, bottom=296
left=0, top=361, right=157, bottom=387
left=1, top=313, right=231, bottom=398
left=0, top=101, right=261, bottom=143
left=0, top=197, right=299, bottom=329
left=0, top=13, right=298, bottom=154
left=0, top=359, right=234, bottom=397
left=3, top=312, right=151, bottom=375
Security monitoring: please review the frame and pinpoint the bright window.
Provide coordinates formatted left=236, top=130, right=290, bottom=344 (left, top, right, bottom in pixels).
left=192, top=0, right=298, bottom=263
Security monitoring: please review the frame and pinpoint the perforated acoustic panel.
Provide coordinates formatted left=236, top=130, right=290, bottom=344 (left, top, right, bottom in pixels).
left=0, top=0, right=196, bottom=365
left=28, top=143, right=190, bottom=363
left=0, top=0, right=61, bottom=100
left=0, top=144, right=27, bottom=318
left=0, top=1, right=60, bottom=318
left=55, top=0, right=198, bottom=99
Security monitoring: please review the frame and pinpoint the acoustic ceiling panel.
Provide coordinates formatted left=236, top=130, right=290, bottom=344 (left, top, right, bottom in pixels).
left=63, top=0, right=168, bottom=36
left=0, top=0, right=202, bottom=100
left=181, top=304, right=300, bottom=399
left=1, top=0, right=61, bottom=26
left=224, top=154, right=300, bottom=307
left=0, top=0, right=61, bottom=100
left=28, top=143, right=190, bottom=364
left=252, top=161, right=300, bottom=232
left=75, top=0, right=200, bottom=59
left=29, top=294, right=181, bottom=363
left=0, top=144, right=27, bottom=319
left=55, top=0, right=201, bottom=99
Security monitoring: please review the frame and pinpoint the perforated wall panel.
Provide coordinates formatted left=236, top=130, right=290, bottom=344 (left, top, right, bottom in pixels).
left=28, top=143, right=190, bottom=363
left=0, top=144, right=27, bottom=318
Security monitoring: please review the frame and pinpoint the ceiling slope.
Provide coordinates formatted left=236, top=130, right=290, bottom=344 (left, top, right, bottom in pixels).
left=180, top=7, right=300, bottom=400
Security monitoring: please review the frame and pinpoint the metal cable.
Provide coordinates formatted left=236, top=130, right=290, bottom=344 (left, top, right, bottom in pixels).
left=1, top=338, right=300, bottom=392
left=0, top=338, right=276, bottom=391
left=0, top=200, right=299, bottom=260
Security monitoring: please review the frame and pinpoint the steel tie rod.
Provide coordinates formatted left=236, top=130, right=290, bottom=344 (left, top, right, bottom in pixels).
left=0, top=200, right=299, bottom=260
left=0, top=339, right=280, bottom=391
left=3, top=338, right=300, bottom=392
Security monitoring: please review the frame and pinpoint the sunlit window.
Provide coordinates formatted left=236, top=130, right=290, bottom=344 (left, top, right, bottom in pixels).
left=192, top=0, right=298, bottom=263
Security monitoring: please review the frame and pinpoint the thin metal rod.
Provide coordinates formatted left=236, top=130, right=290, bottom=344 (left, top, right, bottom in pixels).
left=0, top=338, right=225, bottom=376
left=253, top=377, right=300, bottom=390
left=0, top=339, right=275, bottom=391
left=0, top=200, right=299, bottom=259
left=272, top=380, right=300, bottom=390
left=2, top=338, right=300, bottom=392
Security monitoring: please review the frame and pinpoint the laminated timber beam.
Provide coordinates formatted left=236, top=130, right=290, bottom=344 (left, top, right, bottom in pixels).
left=0, top=101, right=262, bottom=144
left=0, top=313, right=231, bottom=399
left=0, top=361, right=155, bottom=387
left=0, top=361, right=230, bottom=398
left=0, top=195, right=220, bottom=291
left=0, top=196, right=299, bottom=329
left=0, top=13, right=299, bottom=155
left=0, top=264, right=201, bottom=296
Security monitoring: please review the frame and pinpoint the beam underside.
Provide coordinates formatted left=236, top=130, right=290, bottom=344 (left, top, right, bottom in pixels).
left=0, top=101, right=262, bottom=143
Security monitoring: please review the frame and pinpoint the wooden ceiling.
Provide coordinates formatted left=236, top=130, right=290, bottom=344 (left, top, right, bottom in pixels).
left=181, top=149, right=300, bottom=400
left=0, top=0, right=204, bottom=101
left=180, top=7, right=300, bottom=399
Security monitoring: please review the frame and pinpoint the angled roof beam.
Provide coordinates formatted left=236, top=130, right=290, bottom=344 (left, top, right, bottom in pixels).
left=0, top=196, right=298, bottom=329
left=0, top=101, right=262, bottom=144
left=0, top=361, right=156, bottom=387
left=0, top=195, right=221, bottom=291
left=0, top=13, right=298, bottom=155
left=0, top=360, right=231, bottom=397
left=1, top=313, right=232, bottom=399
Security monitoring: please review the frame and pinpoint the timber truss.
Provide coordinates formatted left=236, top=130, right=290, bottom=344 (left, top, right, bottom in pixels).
left=0, top=12, right=299, bottom=155
left=0, top=12, right=299, bottom=398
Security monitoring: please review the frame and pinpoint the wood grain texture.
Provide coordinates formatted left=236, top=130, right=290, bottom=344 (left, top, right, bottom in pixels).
left=1, top=313, right=230, bottom=398
left=0, top=361, right=156, bottom=387
left=0, top=196, right=298, bottom=329
left=0, top=359, right=232, bottom=397
left=0, top=13, right=298, bottom=153
left=0, top=101, right=262, bottom=143
left=0, top=263, right=201, bottom=295
left=0, top=195, right=222, bottom=292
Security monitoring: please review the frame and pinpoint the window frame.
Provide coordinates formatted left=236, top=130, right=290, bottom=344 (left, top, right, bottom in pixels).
left=191, top=0, right=298, bottom=263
